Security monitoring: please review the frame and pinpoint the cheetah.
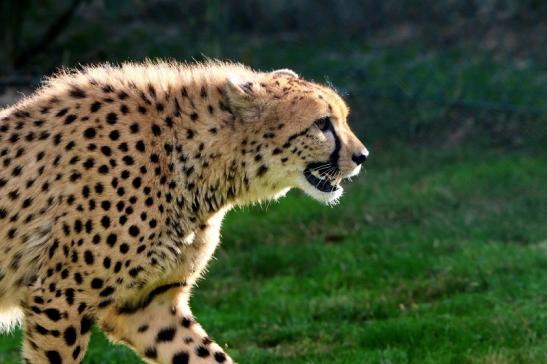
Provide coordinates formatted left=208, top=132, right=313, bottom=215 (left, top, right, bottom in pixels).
left=0, top=61, right=368, bottom=363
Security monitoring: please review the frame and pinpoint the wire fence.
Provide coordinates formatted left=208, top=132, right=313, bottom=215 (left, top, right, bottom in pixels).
left=349, top=88, right=547, bottom=117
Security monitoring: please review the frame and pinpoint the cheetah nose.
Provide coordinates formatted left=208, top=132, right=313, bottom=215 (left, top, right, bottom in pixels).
left=351, top=149, right=369, bottom=165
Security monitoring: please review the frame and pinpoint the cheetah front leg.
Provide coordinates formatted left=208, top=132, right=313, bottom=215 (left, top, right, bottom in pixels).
left=98, top=285, right=233, bottom=364
left=22, top=282, right=94, bottom=363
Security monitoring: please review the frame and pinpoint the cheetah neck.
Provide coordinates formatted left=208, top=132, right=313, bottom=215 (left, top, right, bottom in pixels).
left=163, top=84, right=288, bottom=239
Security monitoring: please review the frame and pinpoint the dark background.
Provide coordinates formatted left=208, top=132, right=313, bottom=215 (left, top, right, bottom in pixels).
left=0, top=1, right=546, bottom=363
left=2, top=0, right=546, bottom=145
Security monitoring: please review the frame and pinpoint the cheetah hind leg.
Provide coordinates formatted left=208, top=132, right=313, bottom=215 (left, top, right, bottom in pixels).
left=98, top=287, right=234, bottom=364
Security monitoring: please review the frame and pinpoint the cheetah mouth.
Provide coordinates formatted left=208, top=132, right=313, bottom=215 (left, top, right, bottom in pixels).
left=303, top=163, right=342, bottom=193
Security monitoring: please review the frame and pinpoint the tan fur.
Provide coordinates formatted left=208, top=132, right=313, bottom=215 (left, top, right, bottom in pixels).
left=0, top=60, right=366, bottom=363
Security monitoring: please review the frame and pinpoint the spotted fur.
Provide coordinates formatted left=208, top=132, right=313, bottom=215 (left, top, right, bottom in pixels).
left=0, top=61, right=366, bottom=363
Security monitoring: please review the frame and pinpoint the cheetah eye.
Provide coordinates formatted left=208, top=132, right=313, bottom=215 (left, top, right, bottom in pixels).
left=314, top=117, right=331, bottom=132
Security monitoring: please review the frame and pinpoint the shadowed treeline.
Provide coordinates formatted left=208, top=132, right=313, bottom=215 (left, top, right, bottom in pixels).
left=1, top=0, right=546, bottom=72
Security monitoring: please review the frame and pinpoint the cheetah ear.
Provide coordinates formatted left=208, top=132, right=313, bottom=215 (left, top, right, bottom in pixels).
left=271, top=68, right=299, bottom=78
left=225, top=75, right=265, bottom=122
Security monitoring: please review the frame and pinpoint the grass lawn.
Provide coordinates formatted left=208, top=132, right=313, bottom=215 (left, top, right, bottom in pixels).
left=0, top=144, right=545, bottom=363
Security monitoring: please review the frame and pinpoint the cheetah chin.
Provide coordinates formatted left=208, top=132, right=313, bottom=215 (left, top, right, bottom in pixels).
left=297, top=169, right=344, bottom=205
left=298, top=160, right=364, bottom=205
left=300, top=179, right=344, bottom=205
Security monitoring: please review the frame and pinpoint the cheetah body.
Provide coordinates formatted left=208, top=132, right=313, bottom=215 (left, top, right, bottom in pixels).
left=0, top=61, right=366, bottom=363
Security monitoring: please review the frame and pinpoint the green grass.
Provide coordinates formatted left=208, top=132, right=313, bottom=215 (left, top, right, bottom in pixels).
left=0, top=145, right=545, bottom=363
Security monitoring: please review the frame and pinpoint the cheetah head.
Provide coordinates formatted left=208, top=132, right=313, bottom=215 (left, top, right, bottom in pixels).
left=225, top=69, right=368, bottom=205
